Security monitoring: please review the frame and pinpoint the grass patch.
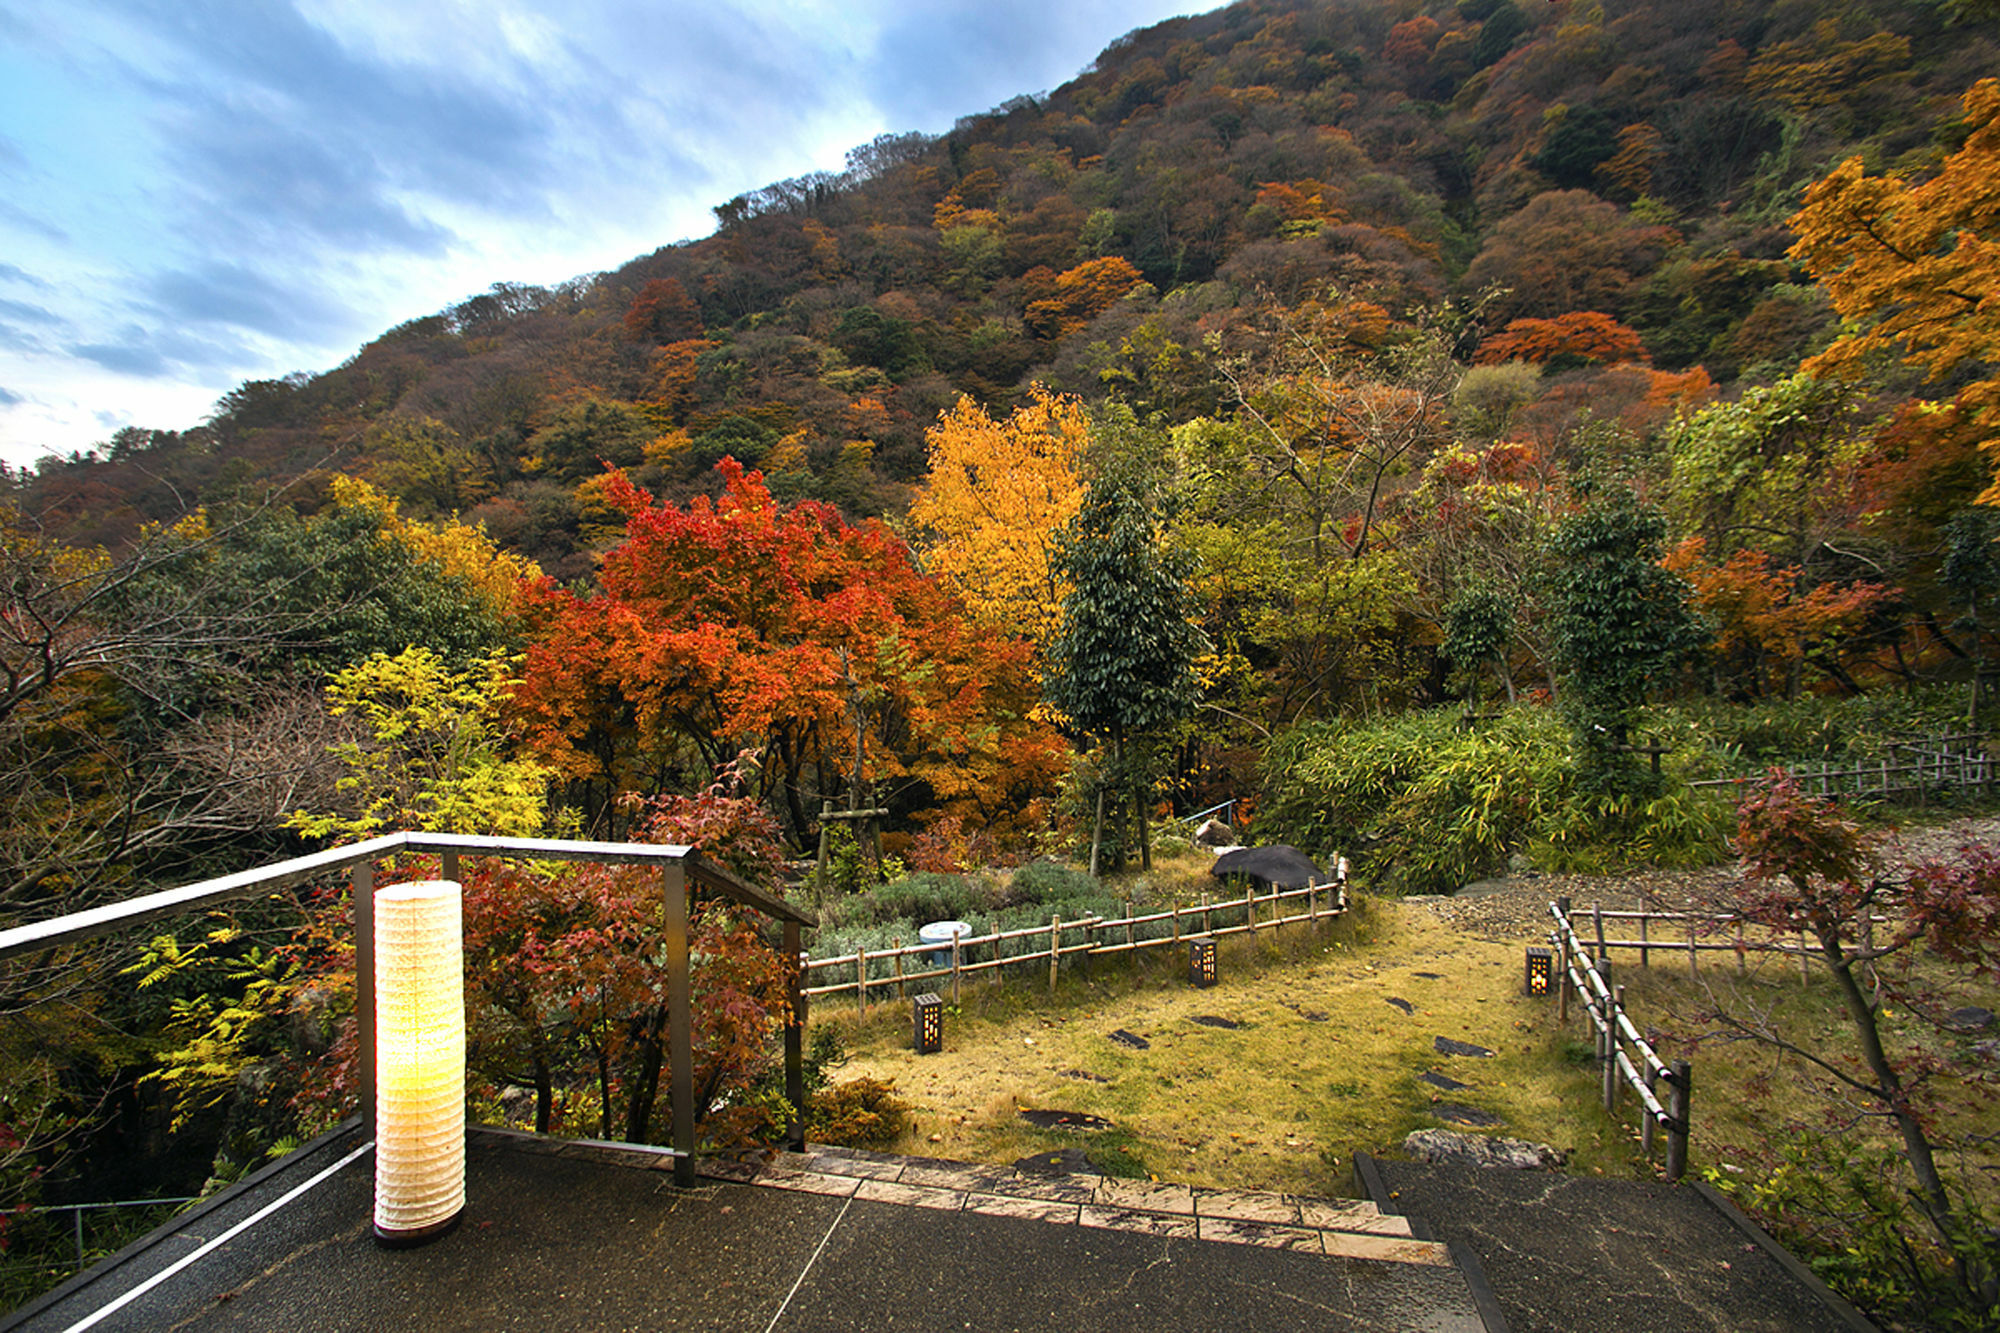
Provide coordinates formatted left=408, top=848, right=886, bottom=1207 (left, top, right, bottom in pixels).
left=821, top=892, right=1642, bottom=1195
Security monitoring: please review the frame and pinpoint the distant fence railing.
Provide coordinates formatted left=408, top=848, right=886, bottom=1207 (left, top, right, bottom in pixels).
left=805, top=881, right=1344, bottom=1011
left=1550, top=896, right=1691, bottom=1182
left=1691, top=732, right=1990, bottom=803
left=1557, top=899, right=1884, bottom=982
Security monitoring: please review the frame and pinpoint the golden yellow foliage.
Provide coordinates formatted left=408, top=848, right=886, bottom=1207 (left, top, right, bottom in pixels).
left=908, top=385, right=1090, bottom=653
left=329, top=475, right=541, bottom=614
left=1789, top=79, right=2000, bottom=498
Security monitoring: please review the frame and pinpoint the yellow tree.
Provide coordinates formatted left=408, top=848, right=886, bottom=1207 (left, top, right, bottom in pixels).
left=1790, top=79, right=2000, bottom=492
left=907, top=386, right=1089, bottom=654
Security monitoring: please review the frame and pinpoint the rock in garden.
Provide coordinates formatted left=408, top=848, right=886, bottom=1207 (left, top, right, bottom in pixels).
left=1947, top=1006, right=1995, bottom=1033
left=1014, top=1147, right=1100, bottom=1176
left=1194, top=818, right=1236, bottom=847
left=1431, top=1103, right=1502, bottom=1127
left=1434, top=1036, right=1495, bottom=1058
left=1019, top=1109, right=1113, bottom=1131
left=1404, top=1129, right=1565, bottom=1170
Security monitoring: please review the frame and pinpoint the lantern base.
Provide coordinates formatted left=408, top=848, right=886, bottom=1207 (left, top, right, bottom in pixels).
left=372, top=1209, right=463, bottom=1249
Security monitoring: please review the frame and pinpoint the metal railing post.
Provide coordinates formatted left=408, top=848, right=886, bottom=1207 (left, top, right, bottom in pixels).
left=784, top=920, right=805, bottom=1152
left=353, top=861, right=375, bottom=1141
left=664, top=860, right=694, bottom=1186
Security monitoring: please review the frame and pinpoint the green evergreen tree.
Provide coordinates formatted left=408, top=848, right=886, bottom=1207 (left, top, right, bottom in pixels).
left=1044, top=482, right=1203, bottom=872
left=1545, top=486, right=1705, bottom=795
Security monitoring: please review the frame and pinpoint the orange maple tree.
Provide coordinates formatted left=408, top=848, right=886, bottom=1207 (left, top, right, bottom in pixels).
left=512, top=460, right=1063, bottom=841
left=1664, top=537, right=1893, bottom=698
left=1474, top=311, right=1650, bottom=366
left=1790, top=79, right=2000, bottom=491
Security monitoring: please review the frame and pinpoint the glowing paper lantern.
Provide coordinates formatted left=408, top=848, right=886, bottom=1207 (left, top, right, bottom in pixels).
left=373, top=879, right=465, bottom=1245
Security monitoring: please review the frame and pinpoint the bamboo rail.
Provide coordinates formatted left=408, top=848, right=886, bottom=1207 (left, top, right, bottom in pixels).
left=804, top=881, right=1345, bottom=1003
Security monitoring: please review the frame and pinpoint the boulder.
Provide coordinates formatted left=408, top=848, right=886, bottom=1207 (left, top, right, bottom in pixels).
left=1403, top=1128, right=1565, bottom=1169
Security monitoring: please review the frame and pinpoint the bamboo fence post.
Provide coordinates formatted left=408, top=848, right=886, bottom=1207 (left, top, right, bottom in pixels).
left=1604, top=982, right=1624, bottom=1113
left=857, top=948, right=868, bottom=1016
left=1594, top=904, right=1607, bottom=963
left=1642, top=1067, right=1658, bottom=1155
left=1735, top=919, right=1746, bottom=976
left=1201, top=893, right=1210, bottom=936
left=1172, top=902, right=1182, bottom=944
left=1639, top=914, right=1650, bottom=969
left=1125, top=898, right=1134, bottom=949
left=894, top=939, right=905, bottom=999
left=1049, top=916, right=1061, bottom=994
left=1665, top=1061, right=1692, bottom=1182
left=1687, top=915, right=1699, bottom=980
left=951, top=931, right=961, bottom=1006
left=1245, top=885, right=1254, bottom=935
left=1556, top=896, right=1572, bottom=1024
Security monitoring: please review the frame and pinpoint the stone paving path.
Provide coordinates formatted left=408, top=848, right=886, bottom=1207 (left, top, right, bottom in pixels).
left=532, top=1131, right=1454, bottom=1269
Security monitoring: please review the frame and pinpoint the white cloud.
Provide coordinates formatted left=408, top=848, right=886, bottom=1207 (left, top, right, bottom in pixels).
left=0, top=0, right=1210, bottom=469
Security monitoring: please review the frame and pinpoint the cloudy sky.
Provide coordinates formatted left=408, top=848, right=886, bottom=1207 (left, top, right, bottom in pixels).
left=0, top=0, right=1211, bottom=469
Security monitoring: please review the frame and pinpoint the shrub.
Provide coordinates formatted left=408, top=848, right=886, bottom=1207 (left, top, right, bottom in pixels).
left=809, top=1076, right=911, bottom=1147
left=1260, top=704, right=1731, bottom=893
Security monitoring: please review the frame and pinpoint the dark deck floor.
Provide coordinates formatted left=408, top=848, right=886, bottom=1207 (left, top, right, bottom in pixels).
left=6, top=1126, right=1490, bottom=1333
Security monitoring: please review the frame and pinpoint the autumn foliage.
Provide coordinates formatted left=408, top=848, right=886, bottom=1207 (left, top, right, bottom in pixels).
left=1474, top=312, right=1649, bottom=367
left=513, top=459, right=1063, bottom=838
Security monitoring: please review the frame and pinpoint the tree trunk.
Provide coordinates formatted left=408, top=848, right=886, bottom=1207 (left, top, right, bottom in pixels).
left=1818, top=927, right=1965, bottom=1286
left=1089, top=786, right=1105, bottom=878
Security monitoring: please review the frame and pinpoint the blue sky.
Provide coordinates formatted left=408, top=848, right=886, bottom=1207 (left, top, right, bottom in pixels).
left=0, top=0, right=1211, bottom=468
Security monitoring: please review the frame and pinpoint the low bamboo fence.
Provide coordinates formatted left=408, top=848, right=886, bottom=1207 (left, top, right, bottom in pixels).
left=1691, top=732, right=1991, bottom=805
left=803, top=880, right=1345, bottom=1012
left=1549, top=896, right=1692, bottom=1181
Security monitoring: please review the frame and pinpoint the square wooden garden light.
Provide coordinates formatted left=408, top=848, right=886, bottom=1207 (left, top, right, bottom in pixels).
left=913, top=992, right=944, bottom=1054
left=1189, top=937, right=1217, bottom=989
left=1525, top=946, right=1554, bottom=997
left=373, top=879, right=466, bottom=1246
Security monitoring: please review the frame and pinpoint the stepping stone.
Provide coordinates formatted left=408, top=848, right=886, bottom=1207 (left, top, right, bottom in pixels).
left=1418, top=1071, right=1470, bottom=1092
left=1014, top=1147, right=1100, bottom=1175
left=1948, top=1006, right=1995, bottom=1033
left=1413, top=971, right=1443, bottom=979
left=1019, top=1108, right=1114, bottom=1131
left=1431, top=1103, right=1502, bottom=1127
left=1434, top=1036, right=1495, bottom=1058
left=1385, top=996, right=1413, bottom=1014
left=1062, top=1069, right=1109, bottom=1083
left=1189, top=1015, right=1242, bottom=1029
left=1109, top=1029, right=1150, bottom=1050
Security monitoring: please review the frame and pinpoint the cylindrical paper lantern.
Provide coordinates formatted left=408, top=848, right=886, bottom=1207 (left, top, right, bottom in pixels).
left=373, top=879, right=465, bottom=1244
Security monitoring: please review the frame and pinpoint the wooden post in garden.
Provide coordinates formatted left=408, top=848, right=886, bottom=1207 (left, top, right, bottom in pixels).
left=1642, top=1066, right=1658, bottom=1155
left=1665, top=1060, right=1692, bottom=1183
left=950, top=931, right=962, bottom=1006
left=1639, top=914, right=1649, bottom=969
left=857, top=947, right=868, bottom=1016
left=1245, top=885, right=1254, bottom=936
left=1604, top=983, right=1624, bottom=1113
left=1594, top=904, right=1607, bottom=962
left=894, top=938, right=905, bottom=998
left=1049, top=916, right=1061, bottom=994
left=1687, top=915, right=1699, bottom=980
left=1556, top=896, right=1572, bottom=1024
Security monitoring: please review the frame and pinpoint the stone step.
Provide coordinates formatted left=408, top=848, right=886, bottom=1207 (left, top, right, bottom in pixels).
left=702, top=1145, right=1452, bottom=1269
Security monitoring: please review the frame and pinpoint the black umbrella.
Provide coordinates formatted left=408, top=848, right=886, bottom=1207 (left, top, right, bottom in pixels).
left=1209, top=844, right=1324, bottom=888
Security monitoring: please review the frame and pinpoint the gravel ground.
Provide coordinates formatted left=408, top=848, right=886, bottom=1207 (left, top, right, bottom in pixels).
left=1402, top=812, right=2000, bottom=940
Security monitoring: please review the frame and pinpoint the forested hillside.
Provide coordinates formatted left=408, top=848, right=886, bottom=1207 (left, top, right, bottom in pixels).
left=8, top=0, right=2000, bottom=1319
